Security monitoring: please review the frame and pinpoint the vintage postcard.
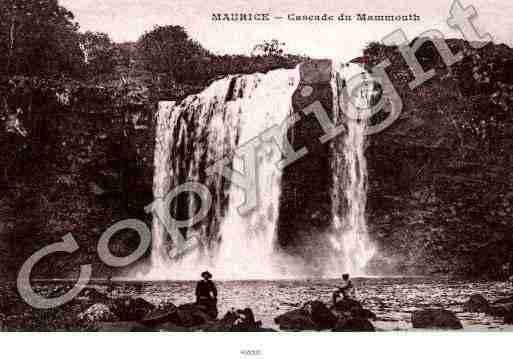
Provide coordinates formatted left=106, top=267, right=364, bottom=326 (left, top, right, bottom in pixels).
left=1, top=0, right=512, bottom=354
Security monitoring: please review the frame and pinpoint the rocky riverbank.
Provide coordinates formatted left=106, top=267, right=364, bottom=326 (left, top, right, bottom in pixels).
left=2, top=278, right=513, bottom=331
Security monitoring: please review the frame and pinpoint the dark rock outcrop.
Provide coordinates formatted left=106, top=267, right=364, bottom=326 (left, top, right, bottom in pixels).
left=176, top=303, right=214, bottom=327
left=412, top=309, right=463, bottom=329
left=331, top=298, right=364, bottom=313
left=111, top=297, right=155, bottom=322
left=140, top=303, right=179, bottom=327
left=487, top=302, right=513, bottom=317
left=493, top=296, right=513, bottom=305
left=364, top=40, right=513, bottom=278
left=274, top=309, right=317, bottom=331
left=330, top=299, right=376, bottom=332
left=463, top=294, right=490, bottom=313
left=330, top=299, right=377, bottom=320
left=277, top=60, right=335, bottom=265
left=332, top=317, right=375, bottom=332
left=275, top=299, right=375, bottom=331
left=462, top=294, right=513, bottom=321
left=208, top=308, right=263, bottom=332
left=462, top=294, right=513, bottom=320
left=504, top=312, right=513, bottom=324
left=134, top=305, right=272, bottom=332
left=304, top=300, right=338, bottom=330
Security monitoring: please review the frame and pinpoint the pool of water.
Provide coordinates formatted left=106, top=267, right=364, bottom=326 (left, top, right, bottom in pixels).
left=35, top=277, right=513, bottom=331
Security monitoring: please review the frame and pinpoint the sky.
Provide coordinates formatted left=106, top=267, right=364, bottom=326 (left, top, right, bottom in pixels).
left=60, top=0, right=513, bottom=60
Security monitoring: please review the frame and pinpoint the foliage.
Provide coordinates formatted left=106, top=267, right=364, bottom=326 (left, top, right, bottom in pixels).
left=0, top=0, right=85, bottom=77
left=136, top=25, right=209, bottom=82
left=252, top=39, right=286, bottom=57
left=79, top=31, right=117, bottom=78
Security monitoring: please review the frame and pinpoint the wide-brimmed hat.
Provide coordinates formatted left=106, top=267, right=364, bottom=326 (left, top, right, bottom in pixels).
left=201, top=271, right=213, bottom=279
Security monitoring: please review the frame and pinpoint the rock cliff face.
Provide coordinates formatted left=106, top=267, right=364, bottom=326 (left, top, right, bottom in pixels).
left=0, top=107, right=156, bottom=279
left=364, top=39, right=513, bottom=277
left=3, top=39, right=513, bottom=279
left=278, top=60, right=335, bottom=255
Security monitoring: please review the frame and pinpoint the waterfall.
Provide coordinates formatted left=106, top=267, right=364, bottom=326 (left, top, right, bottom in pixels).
left=141, top=60, right=377, bottom=281
left=144, top=67, right=301, bottom=280
left=328, top=62, right=376, bottom=276
left=151, top=101, right=176, bottom=270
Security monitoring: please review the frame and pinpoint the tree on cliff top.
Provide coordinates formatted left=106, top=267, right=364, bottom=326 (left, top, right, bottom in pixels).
left=0, top=0, right=85, bottom=77
left=136, top=25, right=209, bottom=83
left=252, top=39, right=286, bottom=57
left=79, top=31, right=117, bottom=79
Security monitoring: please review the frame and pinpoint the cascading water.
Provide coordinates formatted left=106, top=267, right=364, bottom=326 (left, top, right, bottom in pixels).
left=327, top=62, right=376, bottom=276
left=140, top=60, right=378, bottom=281
left=151, top=101, right=176, bottom=270
left=143, top=67, right=301, bottom=280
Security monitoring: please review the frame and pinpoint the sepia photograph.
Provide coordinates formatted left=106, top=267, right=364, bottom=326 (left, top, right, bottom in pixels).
left=0, top=0, right=512, bottom=356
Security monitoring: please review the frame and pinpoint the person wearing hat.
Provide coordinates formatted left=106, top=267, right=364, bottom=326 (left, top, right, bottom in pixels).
left=195, top=271, right=218, bottom=319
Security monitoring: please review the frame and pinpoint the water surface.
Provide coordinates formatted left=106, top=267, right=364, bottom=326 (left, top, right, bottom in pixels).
left=35, top=277, right=513, bottom=331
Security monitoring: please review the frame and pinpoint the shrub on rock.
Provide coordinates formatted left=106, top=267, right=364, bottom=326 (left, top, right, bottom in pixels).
left=412, top=309, right=463, bottom=330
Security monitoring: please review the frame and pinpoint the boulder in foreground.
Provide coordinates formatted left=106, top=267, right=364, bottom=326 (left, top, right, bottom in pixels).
left=208, top=308, right=263, bottom=332
left=504, top=312, right=513, bottom=324
left=492, top=296, right=513, bottom=305
left=463, top=294, right=490, bottom=313
left=487, top=302, right=513, bottom=317
left=274, top=309, right=317, bottom=331
left=176, top=303, right=215, bottom=327
left=112, top=297, right=156, bottom=321
left=275, top=298, right=376, bottom=331
left=332, top=317, right=375, bottom=332
left=412, top=309, right=463, bottom=330
left=304, top=301, right=338, bottom=330
left=140, top=303, right=179, bottom=327
left=330, top=298, right=377, bottom=320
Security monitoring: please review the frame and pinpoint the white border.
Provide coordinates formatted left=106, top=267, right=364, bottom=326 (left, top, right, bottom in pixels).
left=0, top=332, right=510, bottom=359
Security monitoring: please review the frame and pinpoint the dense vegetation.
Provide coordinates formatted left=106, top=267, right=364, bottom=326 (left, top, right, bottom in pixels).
left=0, top=0, right=303, bottom=280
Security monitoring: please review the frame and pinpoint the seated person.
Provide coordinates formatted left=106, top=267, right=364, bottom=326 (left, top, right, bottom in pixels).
left=195, top=271, right=218, bottom=319
left=332, top=273, right=356, bottom=305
